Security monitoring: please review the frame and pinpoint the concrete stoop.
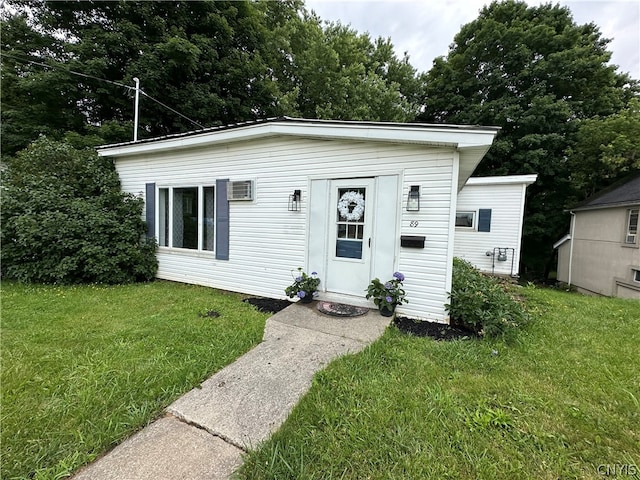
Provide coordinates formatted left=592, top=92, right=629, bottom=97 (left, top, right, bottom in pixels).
left=72, top=303, right=390, bottom=480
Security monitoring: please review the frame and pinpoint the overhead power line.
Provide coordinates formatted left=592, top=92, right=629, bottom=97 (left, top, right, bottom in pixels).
left=1, top=52, right=134, bottom=90
left=1, top=52, right=206, bottom=130
left=139, top=90, right=205, bottom=129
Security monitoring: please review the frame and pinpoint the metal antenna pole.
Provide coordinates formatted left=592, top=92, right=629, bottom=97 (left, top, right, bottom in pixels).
left=133, top=77, right=140, bottom=141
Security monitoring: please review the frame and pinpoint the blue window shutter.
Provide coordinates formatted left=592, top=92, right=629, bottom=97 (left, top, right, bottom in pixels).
left=145, top=183, right=156, bottom=239
left=478, top=209, right=492, bottom=232
left=216, top=179, right=230, bottom=260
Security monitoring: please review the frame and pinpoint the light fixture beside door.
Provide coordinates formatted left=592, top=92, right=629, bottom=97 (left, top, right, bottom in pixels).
left=407, top=185, right=420, bottom=212
left=288, top=189, right=301, bottom=211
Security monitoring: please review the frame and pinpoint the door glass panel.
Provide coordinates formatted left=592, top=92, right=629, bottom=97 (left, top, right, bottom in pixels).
left=335, top=187, right=366, bottom=259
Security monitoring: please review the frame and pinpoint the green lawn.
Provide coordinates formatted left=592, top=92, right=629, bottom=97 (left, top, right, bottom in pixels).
left=3, top=283, right=638, bottom=480
left=237, top=287, right=640, bottom=479
left=1, top=281, right=269, bottom=480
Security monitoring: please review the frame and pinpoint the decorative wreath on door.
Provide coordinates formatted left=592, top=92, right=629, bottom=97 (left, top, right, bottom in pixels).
left=337, top=191, right=365, bottom=221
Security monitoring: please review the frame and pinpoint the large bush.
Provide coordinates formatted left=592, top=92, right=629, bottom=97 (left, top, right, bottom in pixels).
left=1, top=138, right=157, bottom=284
left=446, top=258, right=529, bottom=338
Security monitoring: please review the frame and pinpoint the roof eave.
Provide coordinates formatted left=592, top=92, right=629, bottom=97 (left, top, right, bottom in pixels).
left=464, top=174, right=538, bottom=187
left=96, top=120, right=499, bottom=158
left=571, top=200, right=640, bottom=212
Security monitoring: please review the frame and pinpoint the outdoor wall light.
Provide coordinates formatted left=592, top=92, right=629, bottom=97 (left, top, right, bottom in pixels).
left=407, top=185, right=420, bottom=212
left=288, top=189, right=301, bottom=211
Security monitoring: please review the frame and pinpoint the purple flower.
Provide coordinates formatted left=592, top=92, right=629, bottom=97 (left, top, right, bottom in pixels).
left=296, top=276, right=303, bottom=282
left=384, top=282, right=392, bottom=289
left=297, top=291, right=306, bottom=298
left=393, top=272, right=405, bottom=281
left=386, top=296, right=393, bottom=303
left=311, top=271, right=317, bottom=275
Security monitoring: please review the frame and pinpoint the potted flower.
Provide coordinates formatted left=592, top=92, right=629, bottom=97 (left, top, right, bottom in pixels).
left=285, top=267, right=320, bottom=304
left=365, top=272, right=408, bottom=316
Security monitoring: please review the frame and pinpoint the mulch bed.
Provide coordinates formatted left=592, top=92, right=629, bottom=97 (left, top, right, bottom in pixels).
left=242, top=296, right=477, bottom=341
left=393, top=316, right=478, bottom=341
left=243, top=297, right=292, bottom=314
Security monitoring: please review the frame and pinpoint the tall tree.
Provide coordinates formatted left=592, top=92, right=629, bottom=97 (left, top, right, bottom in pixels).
left=2, top=1, right=296, bottom=154
left=419, top=0, right=638, bottom=278
left=1, top=12, right=90, bottom=155
left=568, top=98, right=640, bottom=202
left=276, top=14, right=424, bottom=121
left=2, top=0, right=424, bottom=156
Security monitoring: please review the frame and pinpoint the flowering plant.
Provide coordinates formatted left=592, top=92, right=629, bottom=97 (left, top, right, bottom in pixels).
left=284, top=267, right=320, bottom=301
left=365, top=272, right=408, bottom=309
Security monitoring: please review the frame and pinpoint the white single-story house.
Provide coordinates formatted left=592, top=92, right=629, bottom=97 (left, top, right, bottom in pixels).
left=97, top=117, right=501, bottom=323
left=454, top=174, right=537, bottom=277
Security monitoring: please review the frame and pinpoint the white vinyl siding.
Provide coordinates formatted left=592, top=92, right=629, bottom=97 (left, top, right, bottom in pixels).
left=454, top=180, right=529, bottom=276
left=398, top=163, right=455, bottom=320
left=113, top=136, right=457, bottom=322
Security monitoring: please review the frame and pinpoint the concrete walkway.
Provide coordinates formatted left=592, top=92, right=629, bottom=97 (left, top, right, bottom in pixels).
left=72, top=302, right=391, bottom=480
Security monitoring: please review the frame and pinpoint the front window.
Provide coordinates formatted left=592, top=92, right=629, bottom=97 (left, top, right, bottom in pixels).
left=158, top=186, right=215, bottom=251
left=455, top=211, right=475, bottom=228
left=626, top=208, right=638, bottom=244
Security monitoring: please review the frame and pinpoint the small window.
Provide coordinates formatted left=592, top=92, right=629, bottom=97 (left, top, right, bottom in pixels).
left=625, top=209, right=638, bottom=244
left=455, top=211, right=475, bottom=228
left=634, top=270, right=640, bottom=283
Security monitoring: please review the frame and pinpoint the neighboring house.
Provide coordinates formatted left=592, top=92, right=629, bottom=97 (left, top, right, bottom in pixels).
left=97, top=117, right=499, bottom=323
left=554, top=173, right=640, bottom=299
left=453, top=174, right=537, bottom=277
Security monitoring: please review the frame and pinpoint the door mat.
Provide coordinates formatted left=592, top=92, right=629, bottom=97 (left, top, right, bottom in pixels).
left=317, top=301, right=370, bottom=317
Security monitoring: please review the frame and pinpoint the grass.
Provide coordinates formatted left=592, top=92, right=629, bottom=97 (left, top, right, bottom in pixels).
left=237, top=287, right=640, bottom=479
left=1, top=280, right=269, bottom=480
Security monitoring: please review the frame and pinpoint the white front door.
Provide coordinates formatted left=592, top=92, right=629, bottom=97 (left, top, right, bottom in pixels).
left=325, top=178, right=375, bottom=296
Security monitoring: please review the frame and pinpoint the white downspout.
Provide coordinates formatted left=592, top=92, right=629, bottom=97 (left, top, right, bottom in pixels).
left=568, top=211, right=576, bottom=287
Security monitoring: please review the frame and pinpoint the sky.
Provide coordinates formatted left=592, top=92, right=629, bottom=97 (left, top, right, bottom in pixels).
left=305, top=0, right=640, bottom=80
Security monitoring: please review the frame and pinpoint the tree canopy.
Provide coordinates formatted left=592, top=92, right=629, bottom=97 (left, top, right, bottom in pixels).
left=418, top=0, right=639, bottom=277
left=1, top=0, right=423, bottom=156
left=2, top=0, right=639, bottom=281
left=568, top=98, right=640, bottom=201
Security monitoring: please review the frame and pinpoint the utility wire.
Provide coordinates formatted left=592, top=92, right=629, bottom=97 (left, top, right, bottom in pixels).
left=1, top=52, right=134, bottom=91
left=140, top=90, right=205, bottom=129
left=1, top=52, right=207, bottom=130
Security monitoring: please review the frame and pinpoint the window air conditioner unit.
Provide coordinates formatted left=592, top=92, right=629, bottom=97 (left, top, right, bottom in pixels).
left=227, top=180, right=253, bottom=201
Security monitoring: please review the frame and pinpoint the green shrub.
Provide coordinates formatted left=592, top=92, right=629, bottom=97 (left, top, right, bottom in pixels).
left=445, top=258, right=529, bottom=338
left=1, top=137, right=157, bottom=284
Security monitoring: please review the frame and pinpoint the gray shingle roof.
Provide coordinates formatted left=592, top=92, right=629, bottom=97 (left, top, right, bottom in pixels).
left=573, top=172, right=640, bottom=211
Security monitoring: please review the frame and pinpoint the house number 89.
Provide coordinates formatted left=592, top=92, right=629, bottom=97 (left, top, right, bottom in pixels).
left=410, top=221, right=419, bottom=227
